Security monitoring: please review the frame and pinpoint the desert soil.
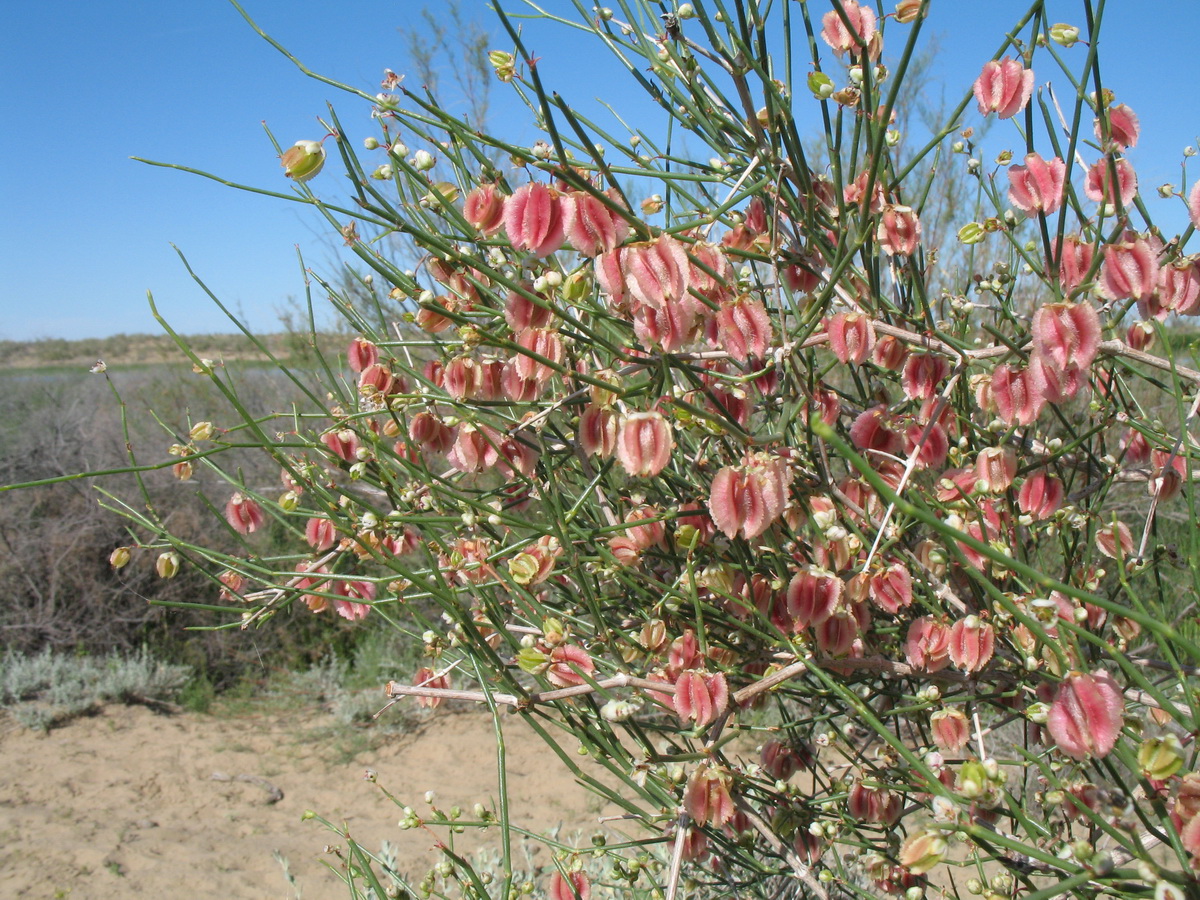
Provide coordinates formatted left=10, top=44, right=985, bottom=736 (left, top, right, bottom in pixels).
left=0, top=703, right=622, bottom=900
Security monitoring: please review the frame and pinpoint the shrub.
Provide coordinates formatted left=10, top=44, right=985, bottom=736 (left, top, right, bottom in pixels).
left=0, top=647, right=191, bottom=730
left=16, top=0, right=1200, bottom=897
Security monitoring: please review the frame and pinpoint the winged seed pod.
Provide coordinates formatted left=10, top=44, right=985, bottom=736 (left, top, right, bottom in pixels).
left=1047, top=670, right=1124, bottom=760
left=973, top=58, right=1033, bottom=119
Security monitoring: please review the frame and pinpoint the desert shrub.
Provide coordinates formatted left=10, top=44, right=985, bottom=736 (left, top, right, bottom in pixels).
left=13, top=1, right=1200, bottom=898
left=0, top=647, right=191, bottom=730
left=0, top=368, right=386, bottom=681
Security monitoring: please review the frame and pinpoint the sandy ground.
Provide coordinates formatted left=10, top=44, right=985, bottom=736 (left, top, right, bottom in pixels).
left=0, top=703, right=621, bottom=900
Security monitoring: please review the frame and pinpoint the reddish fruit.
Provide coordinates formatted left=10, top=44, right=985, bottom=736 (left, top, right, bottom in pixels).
left=408, top=411, right=454, bottom=455
left=903, top=421, right=949, bottom=469
left=906, top=617, right=951, bottom=672
left=305, top=517, right=338, bottom=551
left=1096, top=103, right=1139, bottom=150
left=322, top=429, right=360, bottom=463
left=332, top=579, right=374, bottom=621
left=685, top=764, right=736, bottom=827
left=1053, top=235, right=1095, bottom=297
left=546, top=644, right=595, bottom=687
left=783, top=568, right=843, bottom=631
left=1095, top=520, right=1133, bottom=559
left=616, top=411, right=673, bottom=477
left=225, top=492, right=265, bottom=535
left=902, top=353, right=948, bottom=401
left=504, top=182, right=565, bottom=257
left=869, top=563, right=913, bottom=614
left=673, top=670, right=729, bottom=728
left=1031, top=301, right=1101, bottom=374
left=413, top=667, right=451, bottom=710
left=548, top=871, right=591, bottom=900
left=873, top=334, right=909, bottom=370
left=715, top=296, right=773, bottom=361
left=562, top=189, right=630, bottom=257
left=1099, top=236, right=1157, bottom=302
left=850, top=406, right=902, bottom=456
left=990, top=364, right=1046, bottom=426
left=848, top=781, right=902, bottom=825
left=1018, top=470, right=1064, bottom=520
left=463, top=183, right=506, bottom=234
left=621, top=235, right=691, bottom=310
left=975, top=446, right=1016, bottom=493
left=930, top=708, right=971, bottom=753
left=973, top=58, right=1033, bottom=119
left=1007, top=152, right=1066, bottom=215
left=708, top=453, right=791, bottom=541
left=826, top=312, right=876, bottom=364
left=877, top=205, right=921, bottom=255
left=1047, top=670, right=1124, bottom=760
left=1084, top=157, right=1137, bottom=207
left=821, top=0, right=878, bottom=58
left=347, top=337, right=378, bottom=373
left=948, top=616, right=995, bottom=673
left=578, top=404, right=619, bottom=458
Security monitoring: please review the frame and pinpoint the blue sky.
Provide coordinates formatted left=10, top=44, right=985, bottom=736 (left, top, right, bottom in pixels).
left=2, top=1, right=1198, bottom=342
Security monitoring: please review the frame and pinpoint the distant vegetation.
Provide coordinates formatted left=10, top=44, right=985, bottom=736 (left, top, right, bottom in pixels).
left=0, top=335, right=403, bottom=695
left=0, top=332, right=341, bottom=370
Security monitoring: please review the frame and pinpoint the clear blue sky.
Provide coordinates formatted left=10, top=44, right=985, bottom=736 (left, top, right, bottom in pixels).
left=2, top=1, right=1197, bottom=341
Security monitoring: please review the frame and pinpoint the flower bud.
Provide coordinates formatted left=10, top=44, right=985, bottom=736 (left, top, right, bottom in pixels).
left=280, top=140, right=325, bottom=183
left=894, top=0, right=924, bottom=24
left=109, top=546, right=132, bottom=569
left=1138, top=735, right=1184, bottom=780
left=488, top=50, right=516, bottom=82
left=957, top=222, right=986, bottom=244
left=508, top=553, right=540, bottom=586
left=899, top=830, right=947, bottom=875
left=189, top=421, right=215, bottom=441
left=156, top=551, right=181, bottom=579
left=412, top=149, right=436, bottom=171
left=807, top=71, right=835, bottom=100
left=1049, top=23, right=1080, bottom=47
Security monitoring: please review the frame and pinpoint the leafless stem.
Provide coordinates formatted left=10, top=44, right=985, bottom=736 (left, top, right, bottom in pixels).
left=383, top=672, right=675, bottom=708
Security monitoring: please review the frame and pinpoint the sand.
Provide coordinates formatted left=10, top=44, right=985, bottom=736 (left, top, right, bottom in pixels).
left=0, top=703, right=622, bottom=899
